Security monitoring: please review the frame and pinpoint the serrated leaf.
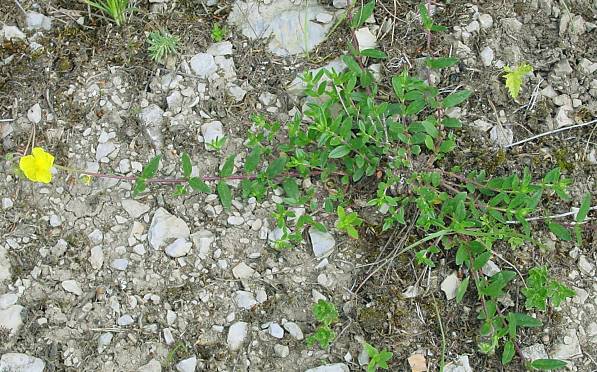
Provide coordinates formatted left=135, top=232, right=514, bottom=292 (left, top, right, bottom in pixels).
left=266, top=156, right=287, bottom=178
left=503, top=63, right=533, bottom=99
left=360, top=48, right=387, bottom=59
left=502, top=341, right=515, bottom=365
left=181, top=152, right=192, bottom=178
left=547, top=222, right=572, bottom=241
left=141, top=155, right=161, bottom=179
left=220, top=154, right=236, bottom=177
left=426, top=57, right=459, bottom=69
left=188, top=177, right=210, bottom=193
left=350, top=0, right=376, bottom=29
left=329, top=145, right=351, bottom=159
left=244, top=147, right=261, bottom=173
left=576, top=193, right=591, bottom=222
left=473, top=251, right=492, bottom=270
left=456, top=276, right=469, bottom=303
left=530, top=359, right=567, bottom=370
left=217, top=181, right=232, bottom=210
left=442, top=90, right=471, bottom=108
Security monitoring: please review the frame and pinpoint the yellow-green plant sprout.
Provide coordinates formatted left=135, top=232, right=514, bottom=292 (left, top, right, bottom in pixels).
left=83, top=0, right=130, bottom=26
left=147, top=31, right=180, bottom=62
left=503, top=63, right=533, bottom=99
left=19, top=147, right=55, bottom=184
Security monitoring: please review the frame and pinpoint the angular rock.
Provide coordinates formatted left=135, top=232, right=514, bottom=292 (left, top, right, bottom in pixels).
left=480, top=46, right=494, bottom=67
left=0, top=293, right=18, bottom=310
left=117, top=314, right=134, bottom=326
left=165, top=238, right=193, bottom=258
left=444, top=355, right=472, bottom=372
left=207, top=41, right=233, bottom=56
left=89, top=246, right=104, bottom=270
left=27, top=104, right=42, bottom=124
left=354, top=27, right=377, bottom=51
left=522, top=343, right=548, bottom=361
left=234, top=291, right=257, bottom=309
left=490, top=125, right=513, bottom=147
left=175, top=356, right=197, bottom=372
left=550, top=329, right=582, bottom=359
left=25, top=12, right=52, bottom=31
left=2, top=25, right=26, bottom=40
left=121, top=200, right=150, bottom=219
left=440, top=272, right=459, bottom=300
left=190, top=53, right=217, bottom=78
left=148, top=208, right=190, bottom=249
left=201, top=121, right=224, bottom=150
left=227, top=321, right=248, bottom=351
left=232, top=262, right=255, bottom=279
left=61, top=280, right=83, bottom=296
left=0, top=246, right=11, bottom=282
left=191, top=230, right=214, bottom=259
left=97, top=332, right=113, bottom=353
left=309, top=229, right=335, bottom=258
left=138, top=104, right=165, bottom=151
left=0, top=305, right=24, bottom=336
left=478, top=14, right=493, bottom=29
left=282, top=321, right=303, bottom=340
left=305, top=364, right=349, bottom=372
left=269, top=322, right=284, bottom=338
left=0, top=353, right=45, bottom=372
left=138, top=359, right=162, bottom=372
left=274, top=344, right=290, bottom=357
left=111, top=258, right=129, bottom=271
left=229, top=0, right=334, bottom=56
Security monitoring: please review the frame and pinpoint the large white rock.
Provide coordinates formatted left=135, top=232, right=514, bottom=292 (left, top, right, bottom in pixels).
left=305, top=363, right=350, bottom=372
left=25, top=12, right=52, bottom=31
left=190, top=53, right=217, bottom=78
left=206, top=41, right=233, bottom=56
left=0, top=353, right=45, bottom=372
left=61, top=280, right=83, bottom=296
left=309, top=229, right=335, bottom=258
left=201, top=121, right=224, bottom=150
left=148, top=208, right=190, bottom=249
left=0, top=305, right=24, bottom=336
left=227, top=322, right=248, bottom=351
left=228, top=0, right=334, bottom=56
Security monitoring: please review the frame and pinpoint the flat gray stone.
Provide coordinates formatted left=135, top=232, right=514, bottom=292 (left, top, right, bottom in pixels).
left=137, top=359, right=162, bottom=372
left=190, top=53, right=217, bottom=78
left=228, top=0, right=334, bottom=56
left=0, top=305, right=24, bottom=336
left=165, top=238, right=192, bottom=258
left=0, top=353, right=45, bottom=372
left=234, top=290, right=257, bottom=309
left=61, top=280, right=83, bottom=296
left=191, top=230, right=214, bottom=260
left=121, top=200, right=150, bottom=219
left=227, top=321, right=248, bottom=351
left=27, top=104, right=42, bottom=124
left=207, top=41, right=233, bottom=56
left=522, top=343, right=548, bottom=361
left=305, top=363, right=349, bottom=372
left=2, top=25, right=26, bottom=40
left=148, top=208, right=190, bottom=249
left=117, top=314, right=134, bottom=326
left=283, top=321, right=303, bottom=340
left=175, top=356, right=197, bottom=372
left=0, top=293, right=18, bottom=310
left=201, top=121, right=224, bottom=149
left=138, top=104, right=164, bottom=151
left=309, top=229, right=335, bottom=258
left=440, top=272, right=459, bottom=300
left=26, top=12, right=52, bottom=31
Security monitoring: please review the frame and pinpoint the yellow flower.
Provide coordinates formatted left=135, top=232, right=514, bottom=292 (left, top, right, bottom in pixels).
left=19, top=147, right=54, bottom=183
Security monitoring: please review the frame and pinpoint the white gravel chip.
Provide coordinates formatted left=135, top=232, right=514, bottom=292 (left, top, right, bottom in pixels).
left=117, top=314, right=134, bottom=326
left=232, top=262, right=255, bottom=279
left=27, top=104, right=42, bottom=124
left=206, top=41, right=233, bottom=56
left=440, top=272, right=460, bottom=300
left=61, top=280, right=83, bottom=296
left=0, top=353, right=45, bottom=372
left=190, top=53, right=217, bottom=78
left=305, top=363, right=349, bottom=372
left=269, top=322, right=284, bottom=338
left=227, top=321, right=249, bottom=351
left=234, top=291, right=258, bottom=309
left=121, top=200, right=150, bottom=218
left=283, top=321, right=304, bottom=340
left=309, top=229, right=335, bottom=258
left=0, top=305, right=24, bottom=335
left=111, top=259, right=129, bottom=271
left=89, top=246, right=104, bottom=270
left=0, top=293, right=18, bottom=310
left=148, top=208, right=190, bottom=249
left=175, top=356, right=197, bottom=372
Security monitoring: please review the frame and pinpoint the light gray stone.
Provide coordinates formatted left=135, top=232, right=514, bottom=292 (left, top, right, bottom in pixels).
left=96, top=142, right=117, bottom=160
left=228, top=0, right=334, bottom=56
left=550, top=329, right=582, bottom=360
left=2, top=25, right=26, bottom=40
left=111, top=258, right=129, bottom=271
left=227, top=322, right=248, bottom=351
left=522, top=343, right=549, bottom=361
left=165, top=238, right=192, bottom=258
left=440, top=272, right=459, bottom=300
left=309, top=229, right=335, bottom=258
left=234, top=291, right=257, bottom=309
left=269, top=322, right=284, bottom=338
left=117, top=314, right=134, bottom=326
left=191, top=230, right=214, bottom=260
left=490, top=125, right=513, bottom=147
left=274, top=344, right=290, bottom=357
left=444, top=355, right=473, bottom=372
left=175, top=356, right=197, bottom=372
left=201, top=121, right=224, bottom=150
left=190, top=53, right=217, bottom=78
left=27, top=104, right=42, bottom=124
left=228, top=84, right=247, bottom=102
left=232, top=262, right=255, bottom=279
left=305, top=363, right=349, bottom=372
left=138, top=104, right=164, bottom=151
left=0, top=247, right=11, bottom=282
left=354, top=27, right=377, bottom=51
left=282, top=321, right=303, bottom=340
left=0, top=293, right=18, bottom=310
left=0, top=353, right=45, bottom=372
left=138, top=359, right=161, bottom=372
left=97, top=332, right=113, bottom=353
left=0, top=305, right=24, bottom=336
left=148, top=208, right=190, bottom=249
left=554, top=59, right=573, bottom=76
left=207, top=41, right=233, bottom=56
left=61, top=280, right=83, bottom=296
left=26, top=12, right=52, bottom=31
left=121, top=200, right=150, bottom=218
left=480, top=46, right=494, bottom=67
left=478, top=14, right=493, bottom=29
left=89, top=246, right=104, bottom=270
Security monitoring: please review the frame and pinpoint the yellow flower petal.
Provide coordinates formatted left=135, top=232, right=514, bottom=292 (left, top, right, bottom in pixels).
left=19, top=147, right=55, bottom=183
left=19, top=155, right=37, bottom=181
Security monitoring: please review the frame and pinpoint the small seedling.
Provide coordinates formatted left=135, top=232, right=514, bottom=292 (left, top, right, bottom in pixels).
left=83, top=0, right=131, bottom=26
left=147, top=31, right=180, bottom=62
left=206, top=136, right=227, bottom=151
left=336, top=205, right=363, bottom=239
left=503, top=63, right=533, bottom=99
left=307, top=299, right=339, bottom=349
left=211, top=23, right=228, bottom=42
left=363, top=342, right=393, bottom=371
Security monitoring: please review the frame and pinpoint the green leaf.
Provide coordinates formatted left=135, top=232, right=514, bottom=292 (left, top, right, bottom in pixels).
left=442, top=90, right=471, bottom=108
left=439, top=139, right=456, bottom=153
left=547, top=223, right=572, bottom=241
left=576, top=193, right=591, bottom=222
left=360, top=48, right=387, bottom=59
left=530, top=359, right=567, bottom=370
left=456, top=276, right=469, bottom=303
left=501, top=340, right=515, bottom=365
left=141, top=155, right=162, bottom=179
left=266, top=156, right=287, bottom=178
left=217, top=181, right=232, bottom=210
left=406, top=99, right=426, bottom=115
left=350, top=0, right=376, bottom=29
left=188, top=177, right=210, bottom=193
left=473, top=251, right=492, bottom=270
left=503, top=63, right=533, bottom=99
left=132, top=177, right=146, bottom=197
left=424, top=135, right=434, bottom=151
left=244, top=147, right=261, bottom=173
left=341, top=55, right=362, bottom=74
left=329, top=145, right=351, bottom=159
left=220, top=154, right=236, bottom=177
left=512, top=313, right=542, bottom=328
left=181, top=153, right=192, bottom=178
left=442, top=117, right=462, bottom=128
left=426, top=57, right=459, bottom=69
left=282, top=178, right=300, bottom=200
